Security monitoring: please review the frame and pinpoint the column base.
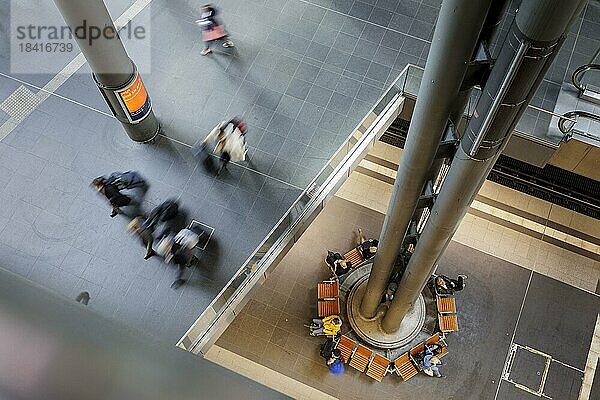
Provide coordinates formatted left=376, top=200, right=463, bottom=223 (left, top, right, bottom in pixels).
left=347, top=274, right=425, bottom=349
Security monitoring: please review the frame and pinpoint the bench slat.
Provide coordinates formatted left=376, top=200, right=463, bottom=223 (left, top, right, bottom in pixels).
left=349, top=345, right=372, bottom=372
left=366, top=354, right=389, bottom=381
left=318, top=299, right=340, bottom=317
left=336, top=336, right=356, bottom=363
left=439, top=314, right=459, bottom=332
left=343, top=247, right=365, bottom=267
left=318, top=282, right=339, bottom=299
left=436, top=296, right=456, bottom=314
left=393, top=352, right=418, bottom=381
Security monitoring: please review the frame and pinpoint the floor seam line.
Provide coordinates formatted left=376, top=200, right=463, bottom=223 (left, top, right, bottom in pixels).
left=299, top=0, right=433, bottom=44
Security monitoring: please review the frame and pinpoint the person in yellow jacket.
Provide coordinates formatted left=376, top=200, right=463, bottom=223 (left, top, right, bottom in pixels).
left=310, top=315, right=342, bottom=336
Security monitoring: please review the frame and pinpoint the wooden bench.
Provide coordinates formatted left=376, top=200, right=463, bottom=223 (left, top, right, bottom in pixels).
left=318, top=298, right=340, bottom=317
left=426, top=332, right=449, bottom=359
left=436, top=296, right=456, bottom=314
left=408, top=333, right=449, bottom=372
left=343, top=247, right=365, bottom=267
left=366, top=353, right=390, bottom=382
left=318, top=281, right=339, bottom=299
left=439, top=313, right=458, bottom=332
left=393, top=352, right=419, bottom=381
left=349, top=344, right=372, bottom=372
left=336, top=336, right=356, bottom=363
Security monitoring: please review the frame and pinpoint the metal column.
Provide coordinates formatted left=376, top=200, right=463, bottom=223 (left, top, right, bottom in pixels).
left=53, top=0, right=159, bottom=142
left=382, top=0, right=586, bottom=333
left=359, top=0, right=493, bottom=319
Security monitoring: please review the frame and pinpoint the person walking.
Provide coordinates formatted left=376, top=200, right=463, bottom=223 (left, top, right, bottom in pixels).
left=91, top=179, right=132, bottom=217
left=128, top=200, right=180, bottom=259
left=196, top=4, right=234, bottom=56
left=93, top=171, right=147, bottom=191
left=198, top=117, right=247, bottom=174
left=157, top=227, right=201, bottom=289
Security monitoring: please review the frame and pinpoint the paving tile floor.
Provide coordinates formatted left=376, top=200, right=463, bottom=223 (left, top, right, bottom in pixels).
left=0, top=0, right=597, bottom=345
left=0, top=0, right=437, bottom=342
left=216, top=195, right=600, bottom=400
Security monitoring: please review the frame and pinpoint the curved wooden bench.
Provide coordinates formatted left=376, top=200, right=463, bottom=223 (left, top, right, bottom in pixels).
left=366, top=353, right=390, bottom=381
left=393, top=352, right=418, bottom=381
left=349, top=345, right=372, bottom=372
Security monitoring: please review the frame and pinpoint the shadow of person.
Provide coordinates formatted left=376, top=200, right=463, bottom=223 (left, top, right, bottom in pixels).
left=190, top=237, right=221, bottom=281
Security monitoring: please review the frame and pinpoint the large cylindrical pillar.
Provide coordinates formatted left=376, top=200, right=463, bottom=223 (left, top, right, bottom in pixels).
left=53, top=0, right=159, bottom=142
left=359, top=0, right=493, bottom=319
left=382, top=0, right=586, bottom=333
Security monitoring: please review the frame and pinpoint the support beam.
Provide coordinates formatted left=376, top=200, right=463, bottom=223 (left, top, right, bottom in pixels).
left=359, top=0, right=493, bottom=319
left=382, top=0, right=586, bottom=333
left=53, top=0, right=159, bottom=142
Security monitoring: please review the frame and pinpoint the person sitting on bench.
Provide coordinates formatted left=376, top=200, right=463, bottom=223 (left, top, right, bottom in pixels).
left=357, top=228, right=379, bottom=259
left=310, top=315, right=342, bottom=336
left=423, top=350, right=445, bottom=378
left=325, top=251, right=352, bottom=276
left=326, top=349, right=345, bottom=375
left=435, top=274, right=467, bottom=294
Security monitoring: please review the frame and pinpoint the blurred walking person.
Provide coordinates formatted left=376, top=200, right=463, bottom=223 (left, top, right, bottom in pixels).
left=93, top=171, right=147, bottom=191
left=196, top=4, right=234, bottom=55
left=197, top=117, right=247, bottom=174
left=157, top=227, right=202, bottom=289
left=128, top=199, right=180, bottom=259
left=91, top=179, right=132, bottom=218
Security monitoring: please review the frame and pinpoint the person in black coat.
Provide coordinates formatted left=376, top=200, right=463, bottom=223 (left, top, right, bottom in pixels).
left=92, top=179, right=132, bottom=217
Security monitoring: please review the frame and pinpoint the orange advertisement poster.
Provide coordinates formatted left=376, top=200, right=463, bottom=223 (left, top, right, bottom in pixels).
left=119, top=74, right=148, bottom=114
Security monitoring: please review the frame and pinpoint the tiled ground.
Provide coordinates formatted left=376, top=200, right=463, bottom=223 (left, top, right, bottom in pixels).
left=216, top=195, right=600, bottom=400
left=0, top=0, right=597, bottom=346
left=0, top=0, right=436, bottom=342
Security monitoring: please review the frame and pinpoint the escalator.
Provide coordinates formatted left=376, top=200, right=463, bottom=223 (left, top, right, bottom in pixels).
left=572, top=62, right=600, bottom=105
left=381, top=118, right=600, bottom=219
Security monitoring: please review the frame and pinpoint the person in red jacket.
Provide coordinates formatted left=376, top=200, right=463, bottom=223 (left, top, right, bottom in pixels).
left=196, top=4, right=234, bottom=55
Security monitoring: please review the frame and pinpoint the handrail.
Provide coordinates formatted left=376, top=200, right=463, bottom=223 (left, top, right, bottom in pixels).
left=558, top=110, right=600, bottom=136
left=572, top=63, right=600, bottom=93
left=177, top=66, right=409, bottom=355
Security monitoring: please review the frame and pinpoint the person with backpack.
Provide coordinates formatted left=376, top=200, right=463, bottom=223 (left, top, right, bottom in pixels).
left=93, top=171, right=147, bottom=191
left=127, top=200, right=180, bottom=259
left=196, top=4, right=234, bottom=55
left=157, top=227, right=202, bottom=289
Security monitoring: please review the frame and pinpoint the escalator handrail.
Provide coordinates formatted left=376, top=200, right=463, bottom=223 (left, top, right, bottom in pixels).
left=572, top=63, right=600, bottom=92
left=558, top=110, right=600, bottom=135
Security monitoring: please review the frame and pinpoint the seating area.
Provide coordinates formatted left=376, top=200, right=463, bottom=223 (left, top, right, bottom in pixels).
left=310, top=249, right=462, bottom=383
left=439, top=313, right=459, bottom=332
left=393, top=352, right=419, bottom=381
left=349, top=344, right=373, bottom=372
left=392, top=332, right=449, bottom=381
left=334, top=336, right=391, bottom=382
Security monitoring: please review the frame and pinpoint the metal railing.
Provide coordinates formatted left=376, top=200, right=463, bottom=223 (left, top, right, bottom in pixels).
left=558, top=110, right=600, bottom=143
left=572, top=63, right=600, bottom=93
left=177, top=65, right=409, bottom=354
left=176, top=64, right=592, bottom=355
